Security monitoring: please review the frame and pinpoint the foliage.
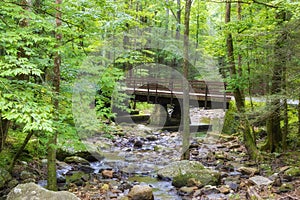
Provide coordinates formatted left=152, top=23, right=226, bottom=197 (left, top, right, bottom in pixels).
left=0, top=0, right=299, bottom=172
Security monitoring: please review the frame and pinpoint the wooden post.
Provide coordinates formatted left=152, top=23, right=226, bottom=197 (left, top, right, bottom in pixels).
left=147, top=81, right=150, bottom=103
left=223, top=83, right=227, bottom=110
left=155, top=81, right=158, bottom=103
left=205, top=84, right=208, bottom=109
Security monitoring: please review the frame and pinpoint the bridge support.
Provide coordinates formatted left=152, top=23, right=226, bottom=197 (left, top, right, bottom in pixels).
left=170, top=104, right=182, bottom=124
left=149, top=103, right=170, bottom=126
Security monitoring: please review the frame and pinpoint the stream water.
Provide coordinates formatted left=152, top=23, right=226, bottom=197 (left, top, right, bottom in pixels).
left=38, top=108, right=226, bottom=199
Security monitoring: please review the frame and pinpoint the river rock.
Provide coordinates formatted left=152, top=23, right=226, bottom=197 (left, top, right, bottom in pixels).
left=66, top=171, right=90, bottom=186
left=20, top=170, right=37, bottom=181
left=75, top=151, right=105, bottom=162
left=249, top=176, right=273, bottom=186
left=7, top=182, right=80, bottom=200
left=158, top=160, right=221, bottom=187
left=128, top=185, right=154, bottom=200
left=218, top=185, right=230, bottom=194
left=102, top=170, right=114, bottom=178
left=0, top=167, right=12, bottom=188
left=179, top=186, right=198, bottom=195
left=237, top=166, right=259, bottom=175
left=279, top=183, right=294, bottom=193
left=64, top=156, right=89, bottom=165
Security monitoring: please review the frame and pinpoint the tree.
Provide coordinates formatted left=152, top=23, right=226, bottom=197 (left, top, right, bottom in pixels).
left=181, top=0, right=192, bottom=160
left=47, top=0, right=62, bottom=191
left=224, top=0, right=259, bottom=159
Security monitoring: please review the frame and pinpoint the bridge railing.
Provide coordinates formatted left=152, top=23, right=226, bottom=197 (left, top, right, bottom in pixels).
left=125, top=77, right=230, bottom=95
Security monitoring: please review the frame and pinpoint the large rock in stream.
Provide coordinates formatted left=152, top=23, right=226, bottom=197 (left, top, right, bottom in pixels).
left=128, top=185, right=154, bottom=200
left=157, top=160, right=221, bottom=188
left=7, top=182, right=80, bottom=200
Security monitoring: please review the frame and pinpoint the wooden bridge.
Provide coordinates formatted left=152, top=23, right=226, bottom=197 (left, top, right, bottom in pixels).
left=124, top=77, right=233, bottom=110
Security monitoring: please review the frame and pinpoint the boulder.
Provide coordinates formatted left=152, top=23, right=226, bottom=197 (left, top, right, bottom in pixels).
left=158, top=160, right=221, bottom=187
left=0, top=167, right=12, bottom=188
left=128, top=185, right=153, bottom=200
left=57, top=148, right=104, bottom=162
left=7, top=182, right=80, bottom=200
left=75, top=151, right=105, bottom=162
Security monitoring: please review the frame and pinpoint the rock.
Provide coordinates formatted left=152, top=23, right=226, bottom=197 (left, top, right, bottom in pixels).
left=279, top=183, right=294, bottom=193
left=20, top=170, right=36, bottom=181
left=284, top=166, right=300, bottom=177
left=179, top=186, right=198, bottom=195
left=66, top=171, right=90, bottom=186
left=64, top=156, right=89, bottom=165
left=214, top=151, right=226, bottom=160
left=101, top=183, right=110, bottom=191
left=158, top=161, right=220, bottom=187
left=7, top=179, right=19, bottom=189
left=0, top=167, right=12, bottom=188
left=75, top=151, right=105, bottom=162
left=249, top=176, right=273, bottom=186
left=269, top=173, right=281, bottom=186
left=158, top=160, right=204, bottom=179
left=187, top=178, right=203, bottom=187
left=218, top=185, right=230, bottom=194
left=78, top=164, right=95, bottom=173
left=200, top=185, right=220, bottom=195
left=191, top=150, right=199, bottom=156
left=146, top=136, right=157, bottom=141
left=128, top=185, right=154, bottom=200
left=7, top=182, right=80, bottom=200
left=56, top=148, right=73, bottom=161
left=225, top=181, right=239, bottom=191
left=133, top=140, right=143, bottom=148
left=237, top=166, right=259, bottom=176
left=102, top=170, right=114, bottom=179
left=279, top=166, right=290, bottom=173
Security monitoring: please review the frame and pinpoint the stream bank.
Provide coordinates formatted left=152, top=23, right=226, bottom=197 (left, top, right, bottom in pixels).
left=2, top=109, right=300, bottom=199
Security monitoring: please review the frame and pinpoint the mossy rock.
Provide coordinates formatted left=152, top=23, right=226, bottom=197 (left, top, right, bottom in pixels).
left=172, top=171, right=220, bottom=188
left=66, top=171, right=90, bottom=186
left=0, top=167, right=12, bottom=188
left=157, top=160, right=205, bottom=179
left=279, top=183, right=294, bottom=193
left=157, top=160, right=221, bottom=187
left=64, top=156, right=89, bottom=165
left=7, top=183, right=80, bottom=200
left=284, top=166, right=300, bottom=177
left=222, top=101, right=239, bottom=134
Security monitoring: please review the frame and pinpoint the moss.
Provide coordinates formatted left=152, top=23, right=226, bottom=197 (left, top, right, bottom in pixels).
left=284, top=166, right=300, bottom=177
left=172, top=170, right=220, bottom=188
left=222, top=101, right=239, bottom=134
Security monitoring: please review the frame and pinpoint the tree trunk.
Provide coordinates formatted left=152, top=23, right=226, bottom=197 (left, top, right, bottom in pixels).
left=181, top=0, right=192, bottom=160
left=264, top=11, right=288, bottom=152
left=47, top=0, right=62, bottom=191
left=225, top=1, right=259, bottom=159
left=176, top=0, right=181, bottom=39
left=0, top=116, right=10, bottom=153
left=9, top=130, right=34, bottom=172
left=298, top=96, right=300, bottom=136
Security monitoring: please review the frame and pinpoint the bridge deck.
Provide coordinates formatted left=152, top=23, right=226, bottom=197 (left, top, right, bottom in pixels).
left=125, top=77, right=233, bottom=109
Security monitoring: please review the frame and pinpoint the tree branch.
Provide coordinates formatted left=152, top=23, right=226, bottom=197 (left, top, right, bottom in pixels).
left=3, top=0, right=82, bottom=28
left=207, top=0, right=278, bottom=8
